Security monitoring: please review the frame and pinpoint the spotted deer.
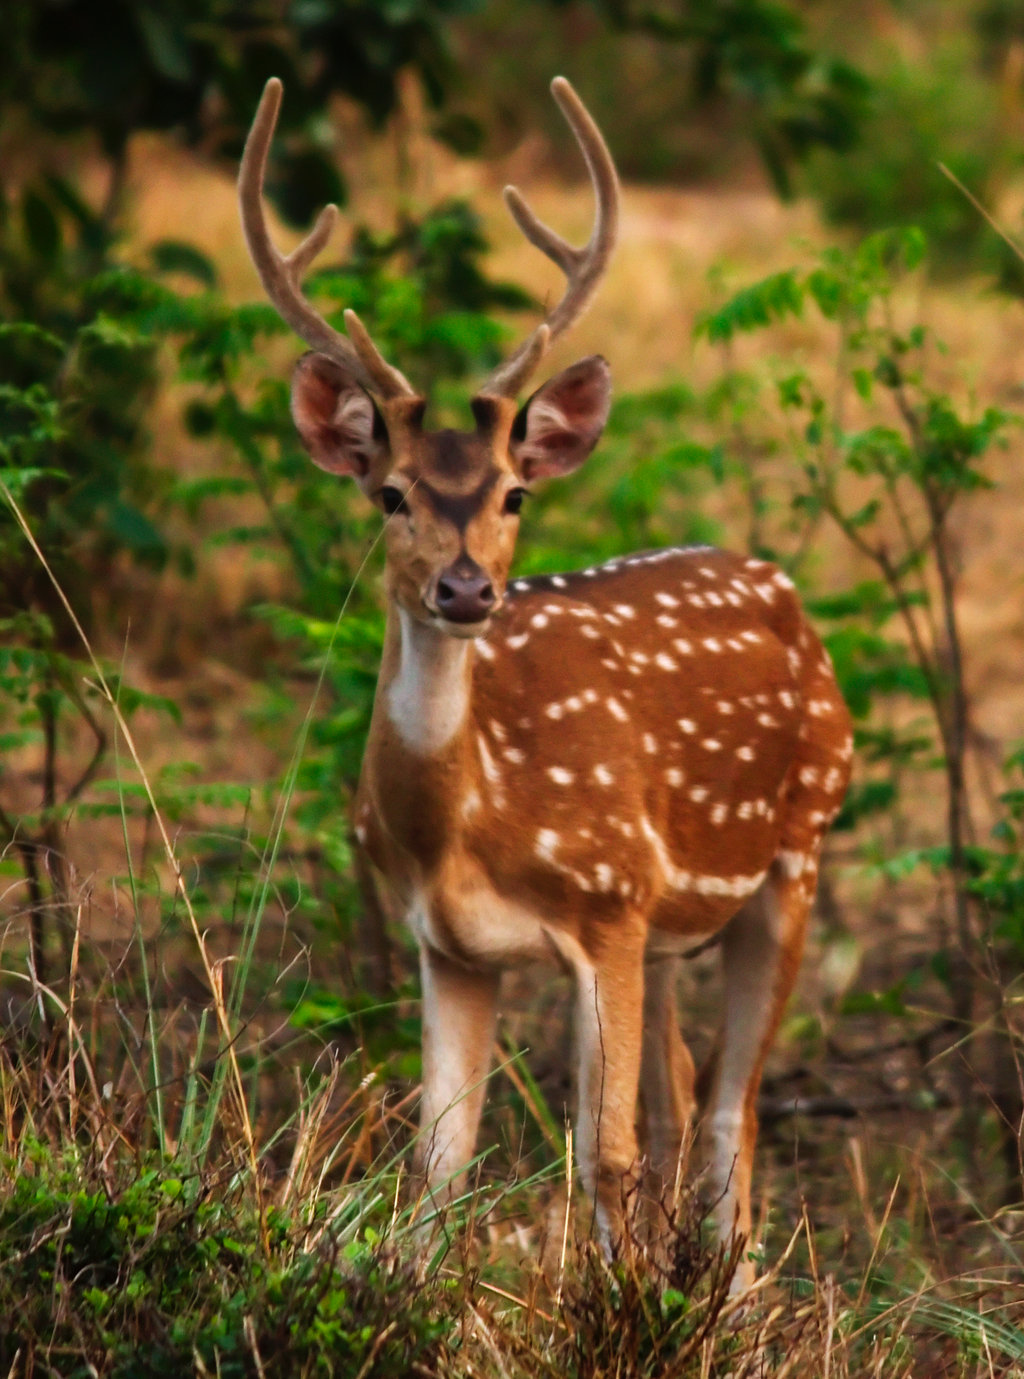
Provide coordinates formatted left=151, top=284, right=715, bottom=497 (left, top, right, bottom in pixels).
left=239, top=75, right=852, bottom=1285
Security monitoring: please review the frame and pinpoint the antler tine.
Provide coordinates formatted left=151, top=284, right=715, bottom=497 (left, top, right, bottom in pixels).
left=238, top=77, right=415, bottom=400
left=480, top=76, right=620, bottom=400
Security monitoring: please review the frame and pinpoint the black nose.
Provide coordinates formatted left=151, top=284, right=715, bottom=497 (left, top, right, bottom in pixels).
left=436, top=562, right=496, bottom=623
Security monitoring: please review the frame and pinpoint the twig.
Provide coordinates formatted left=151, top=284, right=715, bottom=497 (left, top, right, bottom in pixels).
left=758, top=1090, right=953, bottom=1123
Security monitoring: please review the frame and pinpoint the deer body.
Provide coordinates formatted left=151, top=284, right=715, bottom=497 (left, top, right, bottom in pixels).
left=238, top=74, right=851, bottom=1286
left=354, top=547, right=851, bottom=1264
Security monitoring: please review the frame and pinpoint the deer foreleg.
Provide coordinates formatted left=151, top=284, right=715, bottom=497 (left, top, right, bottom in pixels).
left=418, top=944, right=500, bottom=1203
left=574, top=933, right=646, bottom=1251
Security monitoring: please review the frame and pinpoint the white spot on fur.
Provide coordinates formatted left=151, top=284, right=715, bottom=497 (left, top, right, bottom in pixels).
left=703, top=637, right=722, bottom=653
left=594, top=764, right=614, bottom=785
left=665, top=768, right=684, bottom=787
left=737, top=745, right=756, bottom=761
left=655, top=653, right=677, bottom=671
left=535, top=829, right=560, bottom=861
left=778, top=849, right=808, bottom=880
left=477, top=735, right=503, bottom=788
left=702, top=738, right=723, bottom=752
left=655, top=592, right=680, bottom=608
left=507, top=632, right=530, bottom=650
left=643, top=733, right=659, bottom=754
left=548, top=766, right=574, bottom=785
left=673, top=639, right=694, bottom=656
left=607, top=697, right=629, bottom=722
left=531, top=613, right=549, bottom=630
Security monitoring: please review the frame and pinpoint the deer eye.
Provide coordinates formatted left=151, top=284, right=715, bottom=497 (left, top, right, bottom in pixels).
left=504, top=487, right=527, bottom=516
left=379, top=486, right=408, bottom=516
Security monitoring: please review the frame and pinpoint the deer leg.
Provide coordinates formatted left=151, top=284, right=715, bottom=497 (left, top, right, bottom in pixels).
left=702, top=863, right=810, bottom=1291
left=418, top=944, right=501, bottom=1203
left=574, top=933, right=646, bottom=1251
left=641, top=955, right=697, bottom=1210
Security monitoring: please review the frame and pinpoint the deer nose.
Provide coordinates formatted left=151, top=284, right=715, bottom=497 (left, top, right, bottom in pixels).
left=435, top=562, right=496, bottom=624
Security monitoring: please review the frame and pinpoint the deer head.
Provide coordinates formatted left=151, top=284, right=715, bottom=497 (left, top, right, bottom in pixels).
left=238, top=76, right=619, bottom=636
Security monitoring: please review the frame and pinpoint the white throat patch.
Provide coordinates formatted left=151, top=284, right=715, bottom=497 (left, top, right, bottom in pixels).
left=387, top=608, right=472, bottom=755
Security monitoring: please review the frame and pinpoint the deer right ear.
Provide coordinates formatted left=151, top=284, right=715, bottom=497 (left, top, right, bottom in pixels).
left=291, top=352, right=388, bottom=479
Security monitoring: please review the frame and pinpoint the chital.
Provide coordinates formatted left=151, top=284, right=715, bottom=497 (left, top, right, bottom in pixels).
left=238, top=75, right=852, bottom=1286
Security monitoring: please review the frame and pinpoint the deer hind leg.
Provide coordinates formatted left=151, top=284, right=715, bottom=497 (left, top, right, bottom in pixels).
left=572, top=928, right=646, bottom=1252
left=701, top=859, right=812, bottom=1291
left=640, top=955, right=697, bottom=1217
left=417, top=944, right=501, bottom=1208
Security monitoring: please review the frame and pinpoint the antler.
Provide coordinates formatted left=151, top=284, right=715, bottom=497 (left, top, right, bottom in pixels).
left=479, top=76, right=620, bottom=400
left=238, top=77, right=415, bottom=400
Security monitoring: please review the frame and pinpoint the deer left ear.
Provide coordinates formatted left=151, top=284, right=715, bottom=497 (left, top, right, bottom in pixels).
left=510, top=356, right=611, bottom=482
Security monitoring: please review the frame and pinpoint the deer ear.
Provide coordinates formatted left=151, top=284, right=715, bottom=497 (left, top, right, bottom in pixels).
left=291, top=352, right=387, bottom=479
left=510, top=356, right=611, bottom=482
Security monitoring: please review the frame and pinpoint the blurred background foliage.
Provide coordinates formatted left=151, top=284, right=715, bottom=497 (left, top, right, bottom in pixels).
left=1, top=0, right=1024, bottom=1274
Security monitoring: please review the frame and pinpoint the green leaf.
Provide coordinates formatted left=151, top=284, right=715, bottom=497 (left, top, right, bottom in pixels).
left=150, top=241, right=218, bottom=288
left=695, top=271, right=804, bottom=344
left=22, top=189, right=61, bottom=261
